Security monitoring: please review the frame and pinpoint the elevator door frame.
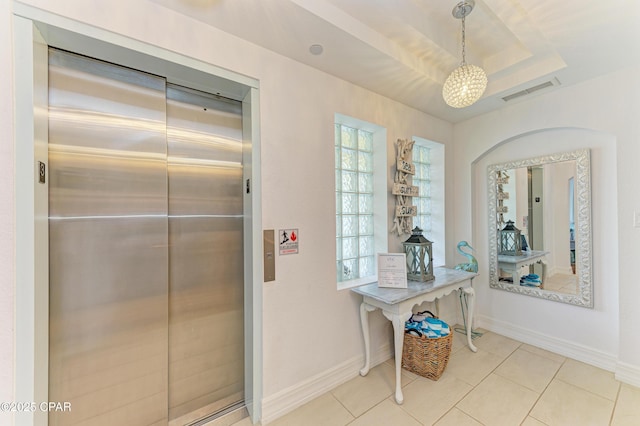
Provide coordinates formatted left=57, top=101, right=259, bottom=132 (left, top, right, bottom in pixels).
left=13, top=8, right=263, bottom=426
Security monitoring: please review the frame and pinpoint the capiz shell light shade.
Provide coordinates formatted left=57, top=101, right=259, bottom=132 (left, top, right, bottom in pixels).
left=442, top=64, right=487, bottom=108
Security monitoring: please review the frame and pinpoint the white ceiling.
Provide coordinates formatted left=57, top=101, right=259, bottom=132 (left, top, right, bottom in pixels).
left=151, top=0, right=640, bottom=123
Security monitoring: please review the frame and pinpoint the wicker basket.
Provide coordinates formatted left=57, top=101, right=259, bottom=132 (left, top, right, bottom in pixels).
left=401, top=323, right=453, bottom=381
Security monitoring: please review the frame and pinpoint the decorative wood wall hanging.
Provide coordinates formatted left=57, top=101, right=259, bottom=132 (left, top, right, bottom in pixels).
left=496, top=170, right=510, bottom=229
left=391, top=138, right=418, bottom=236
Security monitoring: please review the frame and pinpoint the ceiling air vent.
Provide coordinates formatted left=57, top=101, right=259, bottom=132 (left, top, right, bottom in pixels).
left=502, top=78, right=560, bottom=102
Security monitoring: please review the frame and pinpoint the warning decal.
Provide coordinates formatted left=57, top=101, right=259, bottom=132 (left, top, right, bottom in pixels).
left=279, top=229, right=299, bottom=255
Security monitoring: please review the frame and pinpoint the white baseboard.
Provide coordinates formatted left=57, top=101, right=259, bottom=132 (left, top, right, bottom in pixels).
left=615, top=362, right=640, bottom=388
left=476, top=314, right=618, bottom=371
left=261, top=343, right=392, bottom=425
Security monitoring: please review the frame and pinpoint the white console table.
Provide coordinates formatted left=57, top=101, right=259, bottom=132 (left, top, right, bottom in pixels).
left=498, top=250, right=549, bottom=288
left=351, top=267, right=478, bottom=404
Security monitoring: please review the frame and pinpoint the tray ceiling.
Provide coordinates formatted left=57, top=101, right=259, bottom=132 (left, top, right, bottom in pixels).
left=150, top=0, right=640, bottom=122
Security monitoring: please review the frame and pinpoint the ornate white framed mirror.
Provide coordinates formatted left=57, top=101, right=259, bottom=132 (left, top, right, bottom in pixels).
left=487, top=149, right=593, bottom=307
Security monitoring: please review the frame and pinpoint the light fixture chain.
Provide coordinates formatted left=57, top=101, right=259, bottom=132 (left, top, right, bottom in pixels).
left=461, top=13, right=466, bottom=66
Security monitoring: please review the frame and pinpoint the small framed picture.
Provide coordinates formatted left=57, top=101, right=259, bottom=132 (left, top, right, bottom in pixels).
left=377, top=253, right=407, bottom=289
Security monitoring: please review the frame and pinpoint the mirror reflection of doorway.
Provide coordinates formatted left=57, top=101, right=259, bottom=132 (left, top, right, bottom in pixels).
left=543, top=175, right=580, bottom=294
left=528, top=167, right=544, bottom=277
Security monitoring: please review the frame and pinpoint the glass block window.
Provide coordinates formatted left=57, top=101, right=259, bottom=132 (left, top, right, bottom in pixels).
left=412, top=143, right=432, bottom=234
left=335, top=124, right=375, bottom=282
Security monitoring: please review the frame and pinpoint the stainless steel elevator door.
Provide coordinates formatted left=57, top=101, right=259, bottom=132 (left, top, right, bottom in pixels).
left=48, top=50, right=245, bottom=426
left=48, top=49, right=169, bottom=426
left=166, top=86, right=244, bottom=424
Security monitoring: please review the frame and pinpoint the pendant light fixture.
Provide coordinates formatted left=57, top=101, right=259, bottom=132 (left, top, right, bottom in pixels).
left=442, top=0, right=487, bottom=108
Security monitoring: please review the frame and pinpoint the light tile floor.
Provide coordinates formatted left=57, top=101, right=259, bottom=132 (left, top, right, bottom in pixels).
left=232, top=330, right=640, bottom=426
left=543, top=273, right=578, bottom=295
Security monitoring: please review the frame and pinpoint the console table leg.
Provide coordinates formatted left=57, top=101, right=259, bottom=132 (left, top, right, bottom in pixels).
left=359, top=302, right=372, bottom=376
left=391, top=315, right=405, bottom=404
left=462, top=287, right=478, bottom=352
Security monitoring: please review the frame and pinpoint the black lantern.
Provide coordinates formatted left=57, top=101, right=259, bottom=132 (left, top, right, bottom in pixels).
left=499, top=220, right=522, bottom=256
left=403, top=227, right=434, bottom=282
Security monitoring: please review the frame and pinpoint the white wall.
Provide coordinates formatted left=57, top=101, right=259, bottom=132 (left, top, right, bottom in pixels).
left=453, top=65, right=640, bottom=383
left=0, top=0, right=15, bottom=424
left=1, top=0, right=455, bottom=423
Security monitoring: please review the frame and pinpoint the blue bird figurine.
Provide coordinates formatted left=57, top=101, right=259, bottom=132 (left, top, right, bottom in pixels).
left=455, top=241, right=478, bottom=273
